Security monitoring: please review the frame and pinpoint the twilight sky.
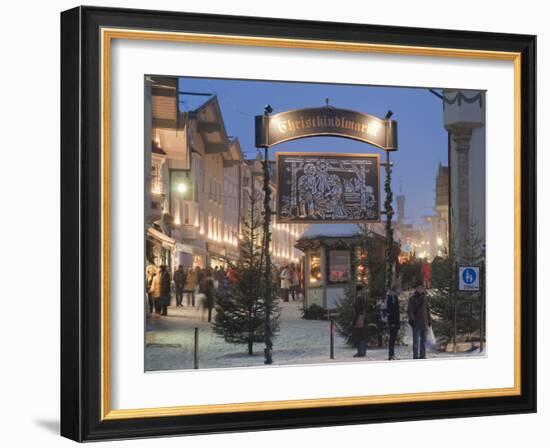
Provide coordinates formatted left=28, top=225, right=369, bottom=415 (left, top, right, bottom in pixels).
left=178, top=77, right=448, bottom=225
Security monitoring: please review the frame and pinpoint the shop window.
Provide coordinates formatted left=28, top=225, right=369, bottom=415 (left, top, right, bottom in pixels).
left=309, top=252, right=321, bottom=285
left=184, top=203, right=190, bottom=225
left=328, top=250, right=350, bottom=283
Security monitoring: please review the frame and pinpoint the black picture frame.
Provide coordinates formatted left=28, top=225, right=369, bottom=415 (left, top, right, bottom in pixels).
left=61, top=6, right=536, bottom=442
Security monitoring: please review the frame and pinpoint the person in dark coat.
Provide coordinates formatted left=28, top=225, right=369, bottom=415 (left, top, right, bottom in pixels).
left=352, top=285, right=367, bottom=357
left=407, top=282, right=432, bottom=359
left=158, top=265, right=171, bottom=316
left=214, top=266, right=226, bottom=289
left=384, top=284, right=401, bottom=360
left=173, top=265, right=186, bottom=307
left=202, top=269, right=215, bottom=322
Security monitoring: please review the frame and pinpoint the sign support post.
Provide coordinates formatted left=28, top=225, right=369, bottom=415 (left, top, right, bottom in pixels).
left=457, top=264, right=481, bottom=352
left=480, top=259, right=485, bottom=352
left=261, top=105, right=274, bottom=365
left=384, top=148, right=394, bottom=292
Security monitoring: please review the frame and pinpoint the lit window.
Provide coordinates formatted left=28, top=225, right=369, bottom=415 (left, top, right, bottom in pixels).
left=309, top=252, right=321, bottom=284
left=328, top=250, right=350, bottom=283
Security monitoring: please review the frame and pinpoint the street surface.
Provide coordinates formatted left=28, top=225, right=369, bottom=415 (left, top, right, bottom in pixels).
left=145, top=299, right=482, bottom=371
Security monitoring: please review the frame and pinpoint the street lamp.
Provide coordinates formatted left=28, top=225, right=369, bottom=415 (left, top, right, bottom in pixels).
left=176, top=182, right=188, bottom=194
left=170, top=169, right=192, bottom=201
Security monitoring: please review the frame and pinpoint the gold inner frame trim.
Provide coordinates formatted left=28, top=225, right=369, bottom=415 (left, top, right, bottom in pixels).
left=100, top=27, right=522, bottom=421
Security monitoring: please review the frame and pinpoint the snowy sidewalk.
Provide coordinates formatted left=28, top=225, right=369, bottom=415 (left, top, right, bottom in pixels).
left=145, top=300, right=482, bottom=371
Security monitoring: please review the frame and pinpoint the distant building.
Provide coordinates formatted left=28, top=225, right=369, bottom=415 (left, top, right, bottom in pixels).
left=396, top=193, right=405, bottom=225
left=435, top=163, right=449, bottom=256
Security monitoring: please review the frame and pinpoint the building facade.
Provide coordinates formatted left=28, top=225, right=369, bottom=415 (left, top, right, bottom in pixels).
left=145, top=76, right=308, bottom=273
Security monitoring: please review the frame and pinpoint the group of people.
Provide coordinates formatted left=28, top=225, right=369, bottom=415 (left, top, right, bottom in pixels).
left=146, top=264, right=171, bottom=316
left=278, top=263, right=302, bottom=302
left=352, top=282, right=432, bottom=360
left=146, top=264, right=240, bottom=320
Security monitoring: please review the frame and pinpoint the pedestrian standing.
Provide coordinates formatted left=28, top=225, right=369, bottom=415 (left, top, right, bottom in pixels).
left=201, top=268, right=215, bottom=322
left=407, top=282, right=432, bottom=359
left=352, top=286, right=367, bottom=357
left=421, top=260, right=432, bottom=289
left=183, top=267, right=196, bottom=306
left=384, top=284, right=401, bottom=360
left=158, top=265, right=171, bottom=316
left=227, top=266, right=239, bottom=285
left=145, top=265, right=156, bottom=314
left=280, top=265, right=290, bottom=302
left=150, top=265, right=169, bottom=315
left=213, top=266, right=220, bottom=289
left=215, top=266, right=226, bottom=289
left=289, top=263, right=299, bottom=301
left=173, top=264, right=186, bottom=307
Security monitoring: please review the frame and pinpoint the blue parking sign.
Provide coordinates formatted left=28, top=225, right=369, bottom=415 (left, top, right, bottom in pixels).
left=458, top=266, right=480, bottom=292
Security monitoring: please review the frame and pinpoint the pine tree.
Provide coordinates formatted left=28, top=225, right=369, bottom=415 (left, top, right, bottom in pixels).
left=334, top=283, right=355, bottom=344
left=429, top=255, right=454, bottom=347
left=429, top=221, right=485, bottom=350
left=213, top=191, right=280, bottom=355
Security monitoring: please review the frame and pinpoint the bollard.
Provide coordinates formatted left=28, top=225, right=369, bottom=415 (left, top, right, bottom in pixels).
left=194, top=327, right=199, bottom=369
left=330, top=317, right=335, bottom=359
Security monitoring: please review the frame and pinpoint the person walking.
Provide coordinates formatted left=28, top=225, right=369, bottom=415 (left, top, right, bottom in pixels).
left=280, top=265, right=291, bottom=302
left=407, top=282, right=432, bottom=359
left=183, top=267, right=196, bottom=306
left=384, top=284, right=401, bottom=360
left=352, top=286, right=367, bottom=357
left=289, top=263, right=299, bottom=301
left=173, top=264, right=186, bottom=307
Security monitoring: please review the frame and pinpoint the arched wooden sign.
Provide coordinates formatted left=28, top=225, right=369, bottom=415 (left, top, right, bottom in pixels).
left=255, top=107, right=398, bottom=150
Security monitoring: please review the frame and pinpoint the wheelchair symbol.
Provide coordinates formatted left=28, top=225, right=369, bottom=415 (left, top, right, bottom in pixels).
left=462, top=268, right=477, bottom=285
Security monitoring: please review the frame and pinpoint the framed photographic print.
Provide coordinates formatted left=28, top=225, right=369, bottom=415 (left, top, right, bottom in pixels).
left=60, top=6, right=536, bottom=442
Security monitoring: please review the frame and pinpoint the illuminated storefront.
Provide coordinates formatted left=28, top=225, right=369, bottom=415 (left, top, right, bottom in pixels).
left=296, top=224, right=396, bottom=310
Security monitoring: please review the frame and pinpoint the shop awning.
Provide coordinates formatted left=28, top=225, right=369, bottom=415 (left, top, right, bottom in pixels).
left=147, top=227, right=176, bottom=248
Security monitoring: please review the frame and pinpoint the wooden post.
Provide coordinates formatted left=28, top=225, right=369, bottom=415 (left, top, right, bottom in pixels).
left=193, top=327, right=199, bottom=369
left=330, top=316, right=335, bottom=359
left=480, top=259, right=485, bottom=352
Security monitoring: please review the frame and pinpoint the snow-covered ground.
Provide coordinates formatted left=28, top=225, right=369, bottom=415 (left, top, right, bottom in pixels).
left=145, top=299, right=484, bottom=371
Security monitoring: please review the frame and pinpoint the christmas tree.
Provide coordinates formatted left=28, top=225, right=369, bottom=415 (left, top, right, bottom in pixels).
left=429, top=221, right=485, bottom=351
left=213, top=191, right=279, bottom=355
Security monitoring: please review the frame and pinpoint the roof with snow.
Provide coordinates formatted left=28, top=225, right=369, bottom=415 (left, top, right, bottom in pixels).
left=298, top=223, right=387, bottom=240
